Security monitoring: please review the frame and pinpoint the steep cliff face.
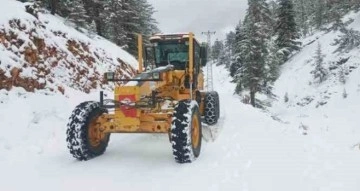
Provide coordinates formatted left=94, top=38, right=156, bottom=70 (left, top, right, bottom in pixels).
left=0, top=0, right=138, bottom=95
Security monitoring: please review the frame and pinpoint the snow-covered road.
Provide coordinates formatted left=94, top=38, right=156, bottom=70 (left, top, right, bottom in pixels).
left=1, top=65, right=360, bottom=191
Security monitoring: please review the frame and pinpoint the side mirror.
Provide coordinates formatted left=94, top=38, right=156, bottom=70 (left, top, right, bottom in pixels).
left=200, top=46, right=208, bottom=67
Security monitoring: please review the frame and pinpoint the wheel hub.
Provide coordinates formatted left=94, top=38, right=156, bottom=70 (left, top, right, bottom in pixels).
left=191, top=114, right=200, bottom=148
left=88, top=116, right=107, bottom=147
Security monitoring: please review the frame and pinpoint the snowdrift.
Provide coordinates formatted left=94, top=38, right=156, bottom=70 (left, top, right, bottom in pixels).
left=271, top=11, right=360, bottom=147
left=0, top=0, right=137, bottom=94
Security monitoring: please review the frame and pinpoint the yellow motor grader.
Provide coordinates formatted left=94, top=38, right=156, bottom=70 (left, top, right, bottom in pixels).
left=66, top=33, right=220, bottom=163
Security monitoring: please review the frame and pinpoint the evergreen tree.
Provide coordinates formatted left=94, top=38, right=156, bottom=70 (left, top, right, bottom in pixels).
left=311, top=43, right=327, bottom=83
left=265, top=39, right=281, bottom=84
left=292, top=0, right=315, bottom=36
left=220, top=31, right=236, bottom=68
left=275, top=0, right=301, bottom=61
left=268, top=0, right=279, bottom=19
left=333, top=28, right=360, bottom=53
left=121, top=0, right=140, bottom=55
left=235, top=0, right=273, bottom=107
left=314, top=0, right=325, bottom=29
left=225, top=31, right=236, bottom=57
left=211, top=39, right=224, bottom=61
left=230, top=20, right=246, bottom=83
left=67, top=0, right=88, bottom=29
left=218, top=47, right=231, bottom=67
left=338, top=65, right=348, bottom=84
left=100, top=0, right=159, bottom=56
left=30, top=0, right=159, bottom=57
left=101, top=0, right=128, bottom=47
left=124, top=0, right=159, bottom=56
left=88, top=20, right=97, bottom=35
left=83, top=0, right=106, bottom=36
left=137, top=0, right=160, bottom=42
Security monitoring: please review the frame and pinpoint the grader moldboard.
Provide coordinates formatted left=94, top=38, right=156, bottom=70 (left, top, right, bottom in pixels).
left=66, top=33, right=220, bottom=163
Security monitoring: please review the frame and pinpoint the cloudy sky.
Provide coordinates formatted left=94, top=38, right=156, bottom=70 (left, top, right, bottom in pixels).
left=148, top=0, right=248, bottom=43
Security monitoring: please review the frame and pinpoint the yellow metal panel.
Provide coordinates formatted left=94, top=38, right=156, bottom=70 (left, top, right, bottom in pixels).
left=115, top=86, right=140, bottom=100
left=138, top=34, right=143, bottom=73
left=139, top=81, right=152, bottom=96
left=189, top=33, right=194, bottom=82
left=198, top=72, right=204, bottom=90
left=114, top=86, right=141, bottom=125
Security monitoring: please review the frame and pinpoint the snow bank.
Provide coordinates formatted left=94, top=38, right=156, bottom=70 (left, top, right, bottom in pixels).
left=271, top=10, right=360, bottom=161
left=0, top=0, right=138, bottom=94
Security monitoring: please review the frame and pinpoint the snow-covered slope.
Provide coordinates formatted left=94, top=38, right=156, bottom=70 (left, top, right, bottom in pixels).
left=271, top=11, right=360, bottom=148
left=0, top=0, right=137, bottom=95
left=1, top=64, right=360, bottom=191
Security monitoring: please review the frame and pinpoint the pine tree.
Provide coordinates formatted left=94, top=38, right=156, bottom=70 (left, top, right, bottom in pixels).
left=235, top=0, right=273, bottom=107
left=211, top=39, right=224, bottom=61
left=124, top=0, right=159, bottom=56
left=101, top=0, right=128, bottom=47
left=275, top=0, right=301, bottom=61
left=314, top=0, right=325, bottom=29
left=88, top=20, right=97, bottom=35
left=82, top=0, right=106, bottom=36
left=224, top=31, right=236, bottom=68
left=121, top=0, right=140, bottom=55
left=265, top=39, right=281, bottom=84
left=225, top=31, right=236, bottom=56
left=312, top=43, right=327, bottom=83
left=32, top=0, right=158, bottom=57
left=137, top=0, right=160, bottom=41
left=268, top=0, right=279, bottom=19
left=218, top=47, right=231, bottom=67
left=290, top=0, right=360, bottom=37
left=338, top=65, right=347, bottom=84
left=230, top=20, right=246, bottom=82
left=333, top=28, right=360, bottom=53
left=99, top=0, right=159, bottom=56
left=67, top=0, right=88, bottom=29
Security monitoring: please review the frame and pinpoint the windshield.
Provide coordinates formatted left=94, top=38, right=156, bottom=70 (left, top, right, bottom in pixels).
left=154, top=41, right=189, bottom=68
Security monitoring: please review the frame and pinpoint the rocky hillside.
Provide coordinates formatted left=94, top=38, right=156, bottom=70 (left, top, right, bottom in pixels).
left=0, top=0, right=138, bottom=95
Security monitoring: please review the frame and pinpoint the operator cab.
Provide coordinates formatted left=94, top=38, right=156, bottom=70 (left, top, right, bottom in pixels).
left=148, top=33, right=207, bottom=71
left=154, top=40, right=189, bottom=70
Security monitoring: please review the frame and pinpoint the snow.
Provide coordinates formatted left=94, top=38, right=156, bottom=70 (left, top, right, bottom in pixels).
left=1, top=61, right=360, bottom=190
left=1, top=1, right=360, bottom=190
left=0, top=0, right=138, bottom=94
left=270, top=11, right=360, bottom=148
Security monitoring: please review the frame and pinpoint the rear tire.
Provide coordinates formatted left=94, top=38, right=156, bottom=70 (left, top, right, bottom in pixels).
left=66, top=101, right=110, bottom=161
left=204, top=91, right=220, bottom=125
left=171, top=100, right=202, bottom=163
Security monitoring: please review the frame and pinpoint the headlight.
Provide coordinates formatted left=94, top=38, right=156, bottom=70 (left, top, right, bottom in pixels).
left=152, top=72, right=160, bottom=80
left=105, top=72, right=115, bottom=81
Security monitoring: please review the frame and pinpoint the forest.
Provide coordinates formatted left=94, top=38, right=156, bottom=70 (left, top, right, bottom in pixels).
left=211, top=0, right=360, bottom=106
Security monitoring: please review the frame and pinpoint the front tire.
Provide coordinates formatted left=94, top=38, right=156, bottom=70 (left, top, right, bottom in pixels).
left=66, top=101, right=110, bottom=161
left=171, top=100, right=202, bottom=163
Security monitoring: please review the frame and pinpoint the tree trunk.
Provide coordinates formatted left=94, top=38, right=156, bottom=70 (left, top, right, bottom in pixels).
left=95, top=19, right=103, bottom=37
left=93, top=4, right=103, bottom=36
left=250, top=91, right=256, bottom=107
left=50, top=0, right=57, bottom=15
